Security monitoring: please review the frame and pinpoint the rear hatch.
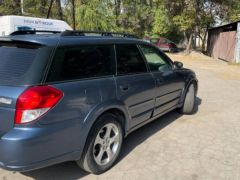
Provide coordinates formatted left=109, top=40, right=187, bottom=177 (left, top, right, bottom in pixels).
left=0, top=40, right=52, bottom=136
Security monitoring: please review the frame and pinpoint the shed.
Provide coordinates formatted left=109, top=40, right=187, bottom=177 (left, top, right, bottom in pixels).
left=207, top=21, right=240, bottom=63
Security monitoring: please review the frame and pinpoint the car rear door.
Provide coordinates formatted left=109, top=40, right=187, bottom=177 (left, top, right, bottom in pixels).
left=114, top=44, right=156, bottom=128
left=139, top=44, right=185, bottom=117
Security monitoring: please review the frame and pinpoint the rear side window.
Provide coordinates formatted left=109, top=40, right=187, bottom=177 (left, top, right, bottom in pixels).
left=115, top=44, right=147, bottom=75
left=47, top=45, right=115, bottom=82
left=0, top=44, right=39, bottom=85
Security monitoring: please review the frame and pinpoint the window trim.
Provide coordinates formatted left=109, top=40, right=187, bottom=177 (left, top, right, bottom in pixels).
left=138, top=44, right=174, bottom=73
left=45, top=74, right=115, bottom=85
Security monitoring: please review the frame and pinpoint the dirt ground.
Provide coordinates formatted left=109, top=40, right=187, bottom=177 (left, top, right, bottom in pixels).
left=1, top=52, right=240, bottom=180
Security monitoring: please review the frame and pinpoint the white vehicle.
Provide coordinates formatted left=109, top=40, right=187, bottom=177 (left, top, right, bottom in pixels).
left=0, top=15, right=72, bottom=36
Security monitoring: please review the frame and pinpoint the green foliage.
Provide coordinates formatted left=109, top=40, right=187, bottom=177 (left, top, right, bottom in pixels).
left=116, top=0, right=153, bottom=37
left=173, top=10, right=195, bottom=32
left=1, top=0, right=240, bottom=50
left=23, top=0, right=49, bottom=17
left=0, top=0, right=21, bottom=15
left=75, top=0, right=116, bottom=31
left=229, top=1, right=240, bottom=21
left=152, top=5, right=172, bottom=35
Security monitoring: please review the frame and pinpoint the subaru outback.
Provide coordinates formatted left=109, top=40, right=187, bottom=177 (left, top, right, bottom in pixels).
left=0, top=30, right=198, bottom=174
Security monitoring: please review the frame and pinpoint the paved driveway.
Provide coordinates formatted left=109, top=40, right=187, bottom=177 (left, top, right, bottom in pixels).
left=1, top=52, right=240, bottom=180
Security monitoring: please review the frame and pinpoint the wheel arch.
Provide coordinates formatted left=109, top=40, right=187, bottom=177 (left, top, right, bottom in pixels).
left=179, top=77, right=198, bottom=105
left=82, top=101, right=130, bottom=141
left=78, top=102, right=129, bottom=160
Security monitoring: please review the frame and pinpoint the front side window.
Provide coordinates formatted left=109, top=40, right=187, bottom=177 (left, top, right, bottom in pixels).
left=139, top=45, right=172, bottom=72
left=115, top=44, right=147, bottom=75
left=47, top=45, right=115, bottom=82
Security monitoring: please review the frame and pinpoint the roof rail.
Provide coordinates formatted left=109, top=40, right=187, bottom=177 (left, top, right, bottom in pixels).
left=10, top=30, right=61, bottom=36
left=61, top=30, right=139, bottom=38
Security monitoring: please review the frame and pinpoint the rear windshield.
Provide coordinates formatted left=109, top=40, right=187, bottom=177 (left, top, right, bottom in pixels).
left=0, top=42, right=50, bottom=86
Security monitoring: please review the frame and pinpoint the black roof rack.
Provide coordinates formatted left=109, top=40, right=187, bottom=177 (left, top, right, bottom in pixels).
left=61, top=30, right=139, bottom=39
left=10, top=30, right=61, bottom=36
left=10, top=30, right=139, bottom=39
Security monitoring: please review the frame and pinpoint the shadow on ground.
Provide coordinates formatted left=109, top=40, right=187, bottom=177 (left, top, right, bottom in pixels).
left=22, top=97, right=201, bottom=180
left=118, top=97, right=201, bottom=162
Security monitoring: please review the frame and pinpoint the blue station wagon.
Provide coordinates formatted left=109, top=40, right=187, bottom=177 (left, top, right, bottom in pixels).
left=0, top=30, right=198, bottom=174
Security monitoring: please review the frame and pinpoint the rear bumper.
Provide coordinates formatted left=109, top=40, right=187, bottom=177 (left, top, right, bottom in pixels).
left=0, top=120, right=84, bottom=172
left=0, top=151, right=79, bottom=172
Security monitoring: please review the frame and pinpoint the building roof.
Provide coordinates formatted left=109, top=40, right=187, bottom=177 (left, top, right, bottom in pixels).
left=208, top=20, right=240, bottom=31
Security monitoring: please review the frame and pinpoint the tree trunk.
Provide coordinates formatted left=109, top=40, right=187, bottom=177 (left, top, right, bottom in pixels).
left=115, top=0, right=121, bottom=27
left=201, top=25, right=209, bottom=53
left=40, top=0, right=48, bottom=16
left=72, top=0, right=76, bottom=30
left=183, top=32, right=188, bottom=48
left=14, top=0, right=22, bottom=15
left=185, top=33, right=193, bottom=55
left=201, top=32, right=207, bottom=53
left=47, top=0, right=54, bottom=18
left=56, top=0, right=63, bottom=20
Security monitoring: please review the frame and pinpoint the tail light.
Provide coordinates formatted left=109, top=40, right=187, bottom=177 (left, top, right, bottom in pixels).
left=15, top=86, right=63, bottom=124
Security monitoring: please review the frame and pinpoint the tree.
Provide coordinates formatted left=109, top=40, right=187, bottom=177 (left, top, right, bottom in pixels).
left=56, top=0, right=63, bottom=20
left=166, top=0, right=236, bottom=54
left=46, top=0, right=63, bottom=20
left=152, top=5, right=172, bottom=36
left=0, top=0, right=21, bottom=15
left=117, top=0, right=153, bottom=36
left=74, top=0, right=115, bottom=31
left=227, top=0, right=240, bottom=21
left=0, top=0, right=238, bottom=53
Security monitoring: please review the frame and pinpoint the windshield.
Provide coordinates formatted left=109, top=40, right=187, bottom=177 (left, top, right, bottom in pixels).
left=150, top=39, right=158, bottom=44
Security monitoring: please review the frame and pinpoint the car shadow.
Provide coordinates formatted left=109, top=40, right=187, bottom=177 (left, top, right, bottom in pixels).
left=21, top=161, right=89, bottom=180
left=21, top=97, right=202, bottom=179
left=118, top=97, right=202, bottom=162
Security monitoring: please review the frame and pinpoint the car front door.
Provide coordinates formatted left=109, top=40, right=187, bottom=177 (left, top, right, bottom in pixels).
left=139, top=44, right=185, bottom=117
left=115, top=44, right=156, bottom=128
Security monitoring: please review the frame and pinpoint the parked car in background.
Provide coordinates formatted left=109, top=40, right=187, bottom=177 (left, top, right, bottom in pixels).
left=145, top=37, right=178, bottom=52
left=0, top=30, right=197, bottom=174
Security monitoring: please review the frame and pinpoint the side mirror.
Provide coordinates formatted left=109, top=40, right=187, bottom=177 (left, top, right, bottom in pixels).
left=173, top=61, right=183, bottom=69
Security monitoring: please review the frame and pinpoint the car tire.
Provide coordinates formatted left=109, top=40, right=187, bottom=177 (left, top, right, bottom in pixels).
left=77, top=113, right=123, bottom=174
left=179, top=83, right=196, bottom=114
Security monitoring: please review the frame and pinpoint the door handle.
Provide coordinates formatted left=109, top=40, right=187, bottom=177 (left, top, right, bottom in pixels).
left=120, top=85, right=129, bottom=91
